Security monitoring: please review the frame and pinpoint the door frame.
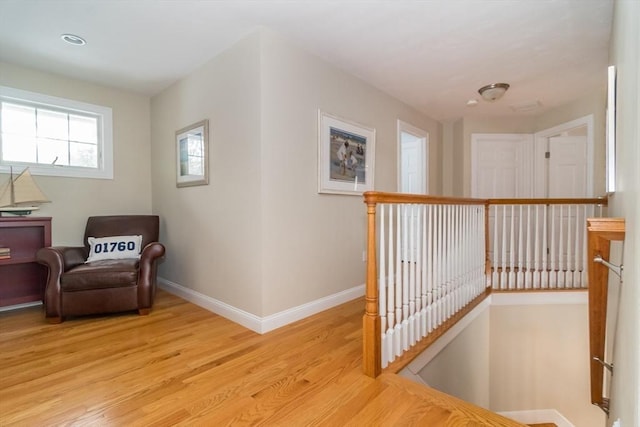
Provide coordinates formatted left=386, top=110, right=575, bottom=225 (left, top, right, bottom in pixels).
left=533, top=115, right=594, bottom=197
left=397, top=120, right=429, bottom=193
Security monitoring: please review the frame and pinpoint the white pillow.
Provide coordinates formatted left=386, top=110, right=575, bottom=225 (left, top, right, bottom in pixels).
left=86, top=235, right=143, bottom=262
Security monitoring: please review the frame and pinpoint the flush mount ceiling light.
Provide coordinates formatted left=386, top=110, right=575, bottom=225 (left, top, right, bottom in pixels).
left=478, top=83, right=510, bottom=102
left=60, top=33, right=86, bottom=46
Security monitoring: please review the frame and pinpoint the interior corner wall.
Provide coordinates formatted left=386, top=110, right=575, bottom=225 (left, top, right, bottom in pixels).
left=150, top=33, right=264, bottom=315
left=607, top=0, right=640, bottom=425
left=0, top=61, right=152, bottom=245
left=534, top=90, right=607, bottom=196
left=451, top=118, right=464, bottom=197
left=257, top=30, right=442, bottom=315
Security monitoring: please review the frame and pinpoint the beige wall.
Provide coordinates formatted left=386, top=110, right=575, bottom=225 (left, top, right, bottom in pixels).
left=150, top=33, right=264, bottom=315
left=534, top=90, right=607, bottom=196
left=607, top=0, right=640, bottom=425
left=258, top=30, right=441, bottom=314
left=150, top=30, right=441, bottom=316
left=490, top=304, right=604, bottom=427
left=0, top=62, right=152, bottom=244
left=419, top=308, right=490, bottom=409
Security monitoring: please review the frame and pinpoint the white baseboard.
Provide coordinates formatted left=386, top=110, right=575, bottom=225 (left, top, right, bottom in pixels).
left=158, top=277, right=365, bottom=334
left=498, top=409, right=575, bottom=427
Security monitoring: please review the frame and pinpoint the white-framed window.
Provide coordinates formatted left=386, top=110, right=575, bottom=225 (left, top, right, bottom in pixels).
left=0, top=86, right=113, bottom=179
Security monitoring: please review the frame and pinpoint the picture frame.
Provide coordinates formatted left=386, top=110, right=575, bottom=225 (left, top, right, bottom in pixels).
left=318, top=110, right=375, bottom=195
left=176, top=120, right=209, bottom=187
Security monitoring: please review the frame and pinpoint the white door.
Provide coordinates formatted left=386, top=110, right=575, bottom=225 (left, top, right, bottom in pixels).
left=398, top=120, right=428, bottom=194
left=471, top=134, right=533, bottom=198
left=547, top=135, right=588, bottom=198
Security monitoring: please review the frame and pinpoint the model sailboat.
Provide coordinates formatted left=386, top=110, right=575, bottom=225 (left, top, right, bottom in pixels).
left=0, top=167, right=50, bottom=215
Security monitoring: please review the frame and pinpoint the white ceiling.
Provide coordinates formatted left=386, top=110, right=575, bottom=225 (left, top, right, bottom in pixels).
left=0, top=0, right=613, bottom=121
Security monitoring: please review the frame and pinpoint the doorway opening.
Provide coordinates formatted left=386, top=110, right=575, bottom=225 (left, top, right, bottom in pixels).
left=398, top=120, right=429, bottom=194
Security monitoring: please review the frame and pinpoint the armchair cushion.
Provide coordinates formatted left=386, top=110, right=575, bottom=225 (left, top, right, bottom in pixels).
left=86, top=235, right=143, bottom=262
left=62, top=259, right=139, bottom=291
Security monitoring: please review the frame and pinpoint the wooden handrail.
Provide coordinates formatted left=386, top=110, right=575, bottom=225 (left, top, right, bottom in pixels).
left=364, top=191, right=485, bottom=205
left=586, top=217, right=625, bottom=414
left=488, top=197, right=608, bottom=206
left=364, top=192, right=608, bottom=207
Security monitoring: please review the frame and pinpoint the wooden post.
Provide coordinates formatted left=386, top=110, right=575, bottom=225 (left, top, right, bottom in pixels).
left=586, top=217, right=625, bottom=412
left=363, top=198, right=381, bottom=378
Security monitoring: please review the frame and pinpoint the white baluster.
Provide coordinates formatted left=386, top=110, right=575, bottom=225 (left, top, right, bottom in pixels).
left=525, top=205, right=532, bottom=289
left=542, top=204, right=549, bottom=288
left=394, top=204, right=402, bottom=357
left=517, top=205, right=524, bottom=288
left=550, top=205, right=557, bottom=288
left=420, top=205, right=428, bottom=338
left=573, top=205, right=585, bottom=288
left=408, top=204, right=415, bottom=346
left=508, top=205, right=516, bottom=289
left=401, top=205, right=409, bottom=351
left=500, top=205, right=508, bottom=289
left=387, top=204, right=395, bottom=330
left=533, top=205, right=541, bottom=288
left=490, top=205, right=500, bottom=289
left=558, top=205, right=565, bottom=288
left=427, top=204, right=433, bottom=333
left=379, top=204, right=387, bottom=335
left=566, top=204, right=573, bottom=288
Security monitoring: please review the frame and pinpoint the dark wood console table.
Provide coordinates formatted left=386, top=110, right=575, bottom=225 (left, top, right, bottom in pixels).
left=0, top=217, right=52, bottom=307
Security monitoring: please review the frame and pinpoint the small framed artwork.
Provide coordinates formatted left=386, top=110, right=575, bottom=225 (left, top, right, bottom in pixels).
left=176, top=120, right=209, bottom=187
left=318, top=110, right=375, bottom=195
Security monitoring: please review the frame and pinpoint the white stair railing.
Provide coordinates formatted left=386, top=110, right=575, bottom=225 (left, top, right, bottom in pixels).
left=363, top=193, right=607, bottom=378
left=489, top=199, right=606, bottom=290
left=365, top=193, right=488, bottom=371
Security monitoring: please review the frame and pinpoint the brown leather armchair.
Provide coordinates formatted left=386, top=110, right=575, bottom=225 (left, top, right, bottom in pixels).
left=36, top=215, right=165, bottom=323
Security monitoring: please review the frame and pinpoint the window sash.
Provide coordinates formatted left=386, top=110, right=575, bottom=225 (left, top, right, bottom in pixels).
left=0, top=86, right=113, bottom=179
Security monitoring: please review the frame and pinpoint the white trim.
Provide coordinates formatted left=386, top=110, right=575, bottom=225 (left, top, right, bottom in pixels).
left=498, top=409, right=575, bottom=427
left=0, top=300, right=42, bottom=312
left=606, top=65, right=616, bottom=193
left=158, top=277, right=365, bottom=334
left=491, top=290, right=588, bottom=306
left=533, top=114, right=594, bottom=197
left=0, top=85, right=113, bottom=180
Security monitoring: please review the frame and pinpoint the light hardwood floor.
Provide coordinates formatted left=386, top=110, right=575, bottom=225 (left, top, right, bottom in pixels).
left=0, top=290, right=524, bottom=426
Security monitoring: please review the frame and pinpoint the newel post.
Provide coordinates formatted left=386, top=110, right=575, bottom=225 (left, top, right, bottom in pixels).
left=363, top=195, right=381, bottom=378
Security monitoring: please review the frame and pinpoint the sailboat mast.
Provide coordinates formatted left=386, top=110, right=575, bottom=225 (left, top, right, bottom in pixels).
left=9, top=166, right=14, bottom=205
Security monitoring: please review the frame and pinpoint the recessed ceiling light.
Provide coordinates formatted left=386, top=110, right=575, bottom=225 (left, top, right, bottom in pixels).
left=466, top=99, right=479, bottom=107
left=61, top=34, right=86, bottom=46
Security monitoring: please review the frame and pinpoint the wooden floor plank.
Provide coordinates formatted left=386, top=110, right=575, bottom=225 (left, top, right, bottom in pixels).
left=0, top=290, right=525, bottom=426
